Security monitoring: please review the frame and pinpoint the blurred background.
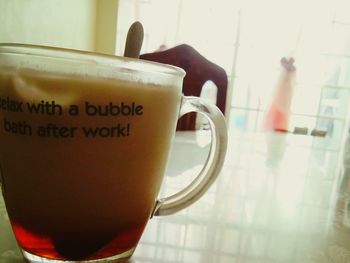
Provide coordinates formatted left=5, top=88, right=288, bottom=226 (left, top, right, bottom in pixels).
left=2, top=0, right=350, bottom=149
left=3, top=2, right=350, bottom=262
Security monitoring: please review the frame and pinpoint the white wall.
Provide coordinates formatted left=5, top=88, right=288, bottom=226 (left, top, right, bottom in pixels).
left=0, top=0, right=97, bottom=51
left=95, top=0, right=119, bottom=54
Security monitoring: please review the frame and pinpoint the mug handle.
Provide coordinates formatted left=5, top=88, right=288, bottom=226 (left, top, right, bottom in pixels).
left=152, top=96, right=228, bottom=217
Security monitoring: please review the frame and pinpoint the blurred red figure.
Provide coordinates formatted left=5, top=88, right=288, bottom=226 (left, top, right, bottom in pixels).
left=263, top=57, right=296, bottom=132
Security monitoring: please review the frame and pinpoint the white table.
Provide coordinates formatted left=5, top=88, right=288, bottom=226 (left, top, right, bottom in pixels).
left=1, top=129, right=350, bottom=263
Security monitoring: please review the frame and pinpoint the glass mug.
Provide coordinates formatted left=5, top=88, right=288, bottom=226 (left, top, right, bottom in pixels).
left=0, top=44, right=227, bottom=262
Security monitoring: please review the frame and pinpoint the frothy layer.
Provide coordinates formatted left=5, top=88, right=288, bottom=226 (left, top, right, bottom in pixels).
left=0, top=68, right=181, bottom=260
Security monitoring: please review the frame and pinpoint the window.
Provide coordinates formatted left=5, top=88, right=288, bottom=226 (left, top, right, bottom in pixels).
left=117, top=0, right=350, bottom=149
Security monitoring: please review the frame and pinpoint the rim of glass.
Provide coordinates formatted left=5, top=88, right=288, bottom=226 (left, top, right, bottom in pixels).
left=0, top=43, right=186, bottom=78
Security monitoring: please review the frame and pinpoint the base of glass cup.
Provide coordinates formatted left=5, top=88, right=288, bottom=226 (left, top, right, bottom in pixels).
left=21, top=247, right=136, bottom=263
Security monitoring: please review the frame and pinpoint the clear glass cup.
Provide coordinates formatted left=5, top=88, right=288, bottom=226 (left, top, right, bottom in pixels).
left=0, top=43, right=227, bottom=262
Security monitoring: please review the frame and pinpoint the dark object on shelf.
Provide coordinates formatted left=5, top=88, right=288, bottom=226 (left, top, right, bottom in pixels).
left=293, top=127, right=308, bottom=135
left=311, top=129, right=327, bottom=137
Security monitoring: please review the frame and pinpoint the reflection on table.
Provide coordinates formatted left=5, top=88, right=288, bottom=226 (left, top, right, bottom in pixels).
left=1, top=129, right=350, bottom=263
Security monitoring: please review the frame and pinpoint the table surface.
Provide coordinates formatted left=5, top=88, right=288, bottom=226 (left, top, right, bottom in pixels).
left=1, top=129, right=350, bottom=263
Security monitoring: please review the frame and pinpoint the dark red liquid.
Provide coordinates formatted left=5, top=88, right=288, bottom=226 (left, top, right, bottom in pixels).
left=11, top=221, right=147, bottom=261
